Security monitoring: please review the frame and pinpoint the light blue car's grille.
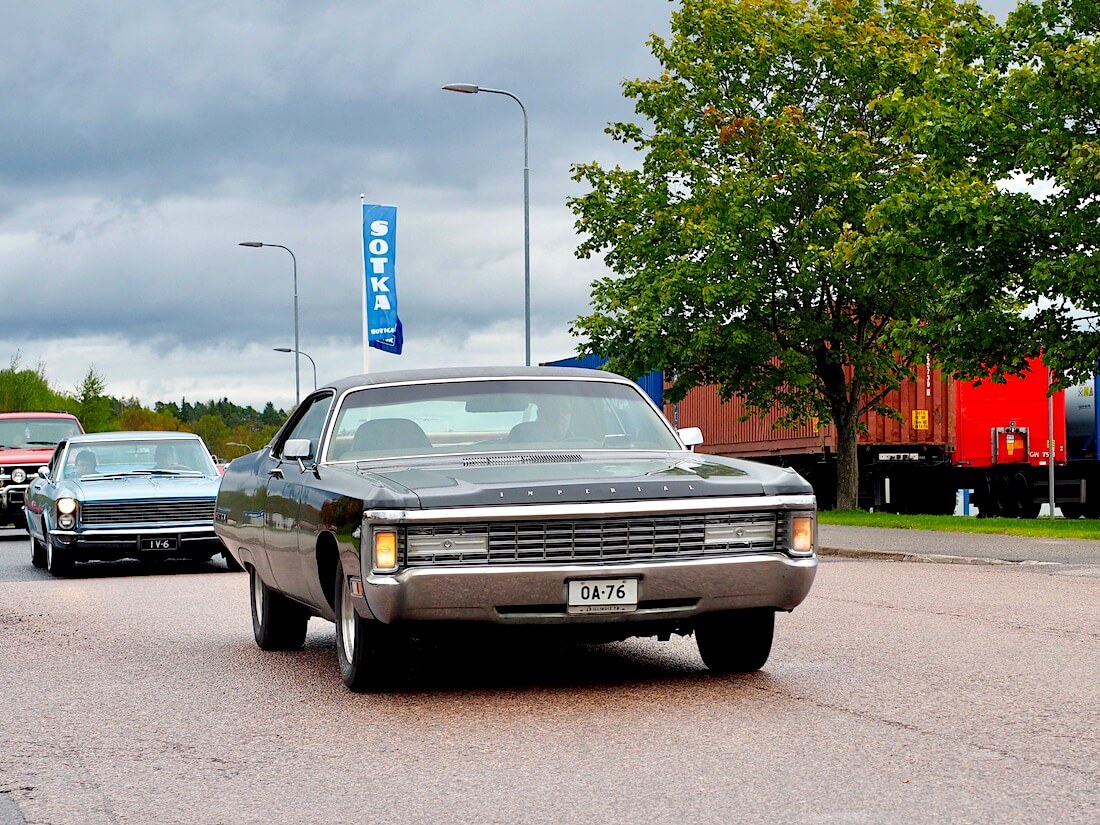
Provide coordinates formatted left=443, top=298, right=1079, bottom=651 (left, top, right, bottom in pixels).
left=80, top=498, right=216, bottom=525
left=402, top=512, right=781, bottom=567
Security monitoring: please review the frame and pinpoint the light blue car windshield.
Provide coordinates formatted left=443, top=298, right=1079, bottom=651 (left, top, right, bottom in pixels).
left=63, top=439, right=217, bottom=480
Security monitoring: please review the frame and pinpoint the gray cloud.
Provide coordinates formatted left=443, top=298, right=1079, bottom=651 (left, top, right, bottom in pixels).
left=0, top=0, right=1022, bottom=408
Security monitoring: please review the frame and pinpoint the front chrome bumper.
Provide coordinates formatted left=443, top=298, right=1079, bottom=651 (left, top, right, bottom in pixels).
left=49, top=524, right=223, bottom=558
left=359, top=552, right=817, bottom=625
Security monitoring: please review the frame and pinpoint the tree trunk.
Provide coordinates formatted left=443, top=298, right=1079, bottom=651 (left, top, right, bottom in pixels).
left=834, top=411, right=861, bottom=511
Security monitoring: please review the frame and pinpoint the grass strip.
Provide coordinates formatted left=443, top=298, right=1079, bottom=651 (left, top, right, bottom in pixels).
left=818, top=510, right=1100, bottom=540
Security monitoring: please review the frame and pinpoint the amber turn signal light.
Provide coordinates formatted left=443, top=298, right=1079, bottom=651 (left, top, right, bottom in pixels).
left=373, top=530, right=398, bottom=572
left=790, top=515, right=815, bottom=556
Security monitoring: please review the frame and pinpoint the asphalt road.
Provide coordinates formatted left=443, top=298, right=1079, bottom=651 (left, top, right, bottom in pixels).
left=0, top=528, right=1097, bottom=824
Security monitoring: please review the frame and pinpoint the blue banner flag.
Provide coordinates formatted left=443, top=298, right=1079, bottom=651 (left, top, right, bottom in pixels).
left=363, top=203, right=403, bottom=354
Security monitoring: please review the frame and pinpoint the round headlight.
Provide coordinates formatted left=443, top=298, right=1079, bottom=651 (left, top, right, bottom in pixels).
left=57, top=498, right=78, bottom=515
left=11, top=469, right=26, bottom=484
left=58, top=513, right=76, bottom=529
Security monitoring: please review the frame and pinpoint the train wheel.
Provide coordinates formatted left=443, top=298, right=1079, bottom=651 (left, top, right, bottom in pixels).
left=991, top=476, right=1012, bottom=518
left=1012, top=473, right=1040, bottom=519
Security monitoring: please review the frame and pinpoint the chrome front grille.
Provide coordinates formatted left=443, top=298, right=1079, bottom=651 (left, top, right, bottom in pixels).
left=402, top=512, right=781, bottom=567
left=80, top=498, right=217, bottom=526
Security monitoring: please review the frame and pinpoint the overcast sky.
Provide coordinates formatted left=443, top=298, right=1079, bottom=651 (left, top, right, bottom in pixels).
left=1, top=0, right=1017, bottom=411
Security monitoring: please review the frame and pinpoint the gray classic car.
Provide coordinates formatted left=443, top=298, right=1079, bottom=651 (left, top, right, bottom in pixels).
left=24, top=431, right=228, bottom=576
left=215, top=367, right=817, bottom=692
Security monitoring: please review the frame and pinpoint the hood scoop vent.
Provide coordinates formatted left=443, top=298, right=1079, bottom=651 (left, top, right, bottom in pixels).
left=462, top=453, right=583, bottom=467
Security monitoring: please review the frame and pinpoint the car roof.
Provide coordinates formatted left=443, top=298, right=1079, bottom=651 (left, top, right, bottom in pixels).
left=66, top=431, right=203, bottom=444
left=320, top=366, right=633, bottom=395
left=0, top=411, right=81, bottom=420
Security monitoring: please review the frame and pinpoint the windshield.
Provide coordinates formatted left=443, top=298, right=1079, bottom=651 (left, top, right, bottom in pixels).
left=0, top=418, right=82, bottom=448
left=62, top=438, right=218, bottom=480
left=325, top=378, right=681, bottom=461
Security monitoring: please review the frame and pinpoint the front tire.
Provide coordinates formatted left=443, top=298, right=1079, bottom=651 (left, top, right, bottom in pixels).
left=249, top=566, right=308, bottom=650
left=223, top=550, right=244, bottom=572
left=695, top=609, right=775, bottom=673
left=30, top=535, right=46, bottom=568
left=44, top=527, right=74, bottom=577
left=335, top=566, right=399, bottom=692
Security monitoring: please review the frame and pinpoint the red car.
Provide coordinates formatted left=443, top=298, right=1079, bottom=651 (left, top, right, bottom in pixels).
left=0, top=412, right=84, bottom=528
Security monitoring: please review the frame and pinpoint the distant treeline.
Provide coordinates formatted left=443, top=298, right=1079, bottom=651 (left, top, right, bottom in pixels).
left=0, top=356, right=287, bottom=459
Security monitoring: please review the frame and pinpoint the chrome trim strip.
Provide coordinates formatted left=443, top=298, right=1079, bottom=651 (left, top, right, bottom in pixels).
left=366, top=494, right=816, bottom=523
left=53, top=526, right=218, bottom=537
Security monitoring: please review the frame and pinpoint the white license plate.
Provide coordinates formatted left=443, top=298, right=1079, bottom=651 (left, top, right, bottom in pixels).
left=567, top=578, right=638, bottom=614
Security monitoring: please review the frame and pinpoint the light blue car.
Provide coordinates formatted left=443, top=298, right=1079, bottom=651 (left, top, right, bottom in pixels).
left=24, top=431, right=231, bottom=576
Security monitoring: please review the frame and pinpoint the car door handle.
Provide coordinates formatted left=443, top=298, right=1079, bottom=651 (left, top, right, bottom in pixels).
left=267, top=467, right=283, bottom=479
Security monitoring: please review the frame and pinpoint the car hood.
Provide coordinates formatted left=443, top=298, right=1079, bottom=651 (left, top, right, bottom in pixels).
left=353, top=451, right=812, bottom=509
left=0, top=446, right=55, bottom=465
left=67, top=475, right=221, bottom=501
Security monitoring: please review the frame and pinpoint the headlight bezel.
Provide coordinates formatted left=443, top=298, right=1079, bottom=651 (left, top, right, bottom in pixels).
left=56, top=497, right=78, bottom=530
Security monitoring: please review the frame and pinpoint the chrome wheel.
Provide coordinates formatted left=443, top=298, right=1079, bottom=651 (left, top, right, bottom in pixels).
left=335, top=567, right=403, bottom=692
left=339, top=574, right=357, bottom=664
left=252, top=566, right=267, bottom=624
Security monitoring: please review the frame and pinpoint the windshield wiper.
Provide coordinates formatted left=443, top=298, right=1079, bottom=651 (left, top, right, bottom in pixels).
left=128, top=469, right=205, bottom=477
left=24, top=440, right=59, bottom=446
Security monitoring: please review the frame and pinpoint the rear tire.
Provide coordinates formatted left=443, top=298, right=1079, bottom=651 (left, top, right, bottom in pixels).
left=695, top=609, right=775, bottom=673
left=249, top=566, right=308, bottom=650
left=335, top=566, right=399, bottom=692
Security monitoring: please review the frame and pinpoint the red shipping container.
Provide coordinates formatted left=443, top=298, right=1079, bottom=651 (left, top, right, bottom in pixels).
left=954, top=364, right=1065, bottom=468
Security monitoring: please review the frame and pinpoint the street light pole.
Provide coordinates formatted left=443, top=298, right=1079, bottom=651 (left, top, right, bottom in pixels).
left=442, top=83, right=531, bottom=367
left=239, top=242, right=300, bottom=405
left=274, top=347, right=317, bottom=390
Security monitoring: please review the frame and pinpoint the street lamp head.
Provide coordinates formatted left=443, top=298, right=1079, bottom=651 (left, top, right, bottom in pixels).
left=238, top=241, right=264, bottom=247
left=273, top=347, right=292, bottom=353
left=442, top=83, right=479, bottom=94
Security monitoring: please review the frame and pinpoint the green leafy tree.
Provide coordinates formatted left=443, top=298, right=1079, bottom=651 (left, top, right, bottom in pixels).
left=261, top=401, right=286, bottom=427
left=74, top=368, right=114, bottom=432
left=570, top=0, right=1035, bottom=509
left=0, top=354, right=71, bottom=413
left=117, top=401, right=183, bottom=432
left=994, top=0, right=1099, bottom=376
left=192, top=414, right=230, bottom=458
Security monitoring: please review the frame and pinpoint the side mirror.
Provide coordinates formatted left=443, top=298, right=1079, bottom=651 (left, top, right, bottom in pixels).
left=283, top=439, right=312, bottom=460
left=678, top=427, right=704, bottom=450
left=36, top=465, right=49, bottom=478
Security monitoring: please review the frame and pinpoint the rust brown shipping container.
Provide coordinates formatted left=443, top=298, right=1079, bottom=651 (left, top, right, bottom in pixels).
left=664, top=361, right=956, bottom=459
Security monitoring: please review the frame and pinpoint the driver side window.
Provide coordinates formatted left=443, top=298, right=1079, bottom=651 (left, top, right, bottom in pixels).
left=275, top=393, right=334, bottom=459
